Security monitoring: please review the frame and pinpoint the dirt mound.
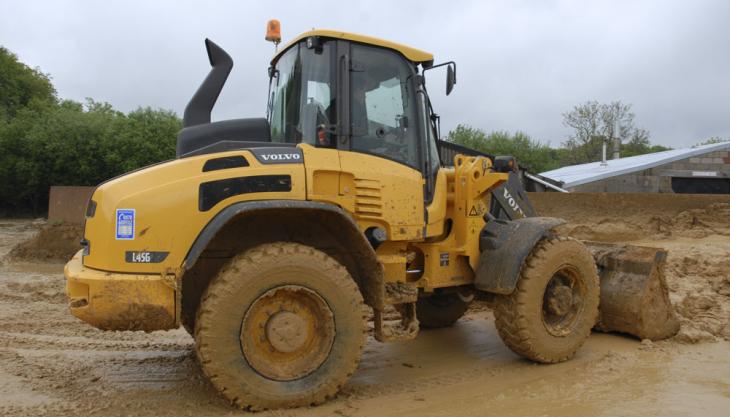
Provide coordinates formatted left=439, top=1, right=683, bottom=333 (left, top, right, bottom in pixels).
left=5, top=223, right=83, bottom=263
left=563, top=220, right=647, bottom=242
left=666, top=203, right=730, bottom=238
left=664, top=246, right=730, bottom=343
left=555, top=202, right=730, bottom=242
left=0, top=220, right=41, bottom=259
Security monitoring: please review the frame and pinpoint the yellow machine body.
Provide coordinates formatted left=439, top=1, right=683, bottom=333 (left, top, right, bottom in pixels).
left=271, top=29, right=434, bottom=64
left=64, top=29, right=510, bottom=333
left=66, top=138, right=506, bottom=330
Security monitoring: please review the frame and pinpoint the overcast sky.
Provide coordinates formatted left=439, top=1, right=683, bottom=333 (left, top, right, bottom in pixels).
left=2, top=0, right=728, bottom=148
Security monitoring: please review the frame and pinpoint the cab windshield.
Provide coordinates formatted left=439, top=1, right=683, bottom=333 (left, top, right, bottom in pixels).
left=267, top=39, right=423, bottom=171
left=267, top=41, right=336, bottom=146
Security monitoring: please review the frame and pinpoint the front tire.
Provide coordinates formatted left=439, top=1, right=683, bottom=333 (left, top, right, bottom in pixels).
left=194, top=242, right=365, bottom=410
left=493, top=236, right=599, bottom=363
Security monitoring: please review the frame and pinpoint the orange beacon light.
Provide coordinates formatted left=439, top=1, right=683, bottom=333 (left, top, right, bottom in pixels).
left=265, top=19, right=282, bottom=45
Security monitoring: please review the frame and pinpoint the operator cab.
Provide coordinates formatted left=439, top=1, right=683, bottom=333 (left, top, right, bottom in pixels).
left=177, top=30, right=455, bottom=203
left=267, top=30, right=455, bottom=201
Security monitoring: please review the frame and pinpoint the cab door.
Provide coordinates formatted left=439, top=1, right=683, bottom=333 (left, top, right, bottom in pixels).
left=337, top=42, right=425, bottom=241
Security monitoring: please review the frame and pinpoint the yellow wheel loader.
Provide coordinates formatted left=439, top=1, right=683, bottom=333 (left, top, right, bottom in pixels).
left=64, top=29, right=679, bottom=410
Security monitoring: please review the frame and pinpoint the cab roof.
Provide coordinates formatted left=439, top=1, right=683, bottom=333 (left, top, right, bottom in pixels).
left=270, top=29, right=434, bottom=66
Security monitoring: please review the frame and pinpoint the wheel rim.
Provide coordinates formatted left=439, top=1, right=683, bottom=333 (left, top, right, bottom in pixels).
left=240, top=285, right=335, bottom=381
left=541, top=266, right=586, bottom=337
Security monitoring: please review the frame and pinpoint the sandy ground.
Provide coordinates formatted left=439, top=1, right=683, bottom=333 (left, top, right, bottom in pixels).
left=1, top=204, right=729, bottom=417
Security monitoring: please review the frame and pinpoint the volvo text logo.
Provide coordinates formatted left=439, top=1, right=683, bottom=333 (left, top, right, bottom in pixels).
left=260, top=153, right=301, bottom=161
left=503, top=187, right=526, bottom=218
left=252, top=148, right=304, bottom=164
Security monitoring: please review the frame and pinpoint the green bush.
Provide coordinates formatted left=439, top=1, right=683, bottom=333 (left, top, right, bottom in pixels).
left=0, top=99, right=180, bottom=215
left=0, top=46, right=56, bottom=120
left=1, top=43, right=181, bottom=215
left=447, top=125, right=562, bottom=173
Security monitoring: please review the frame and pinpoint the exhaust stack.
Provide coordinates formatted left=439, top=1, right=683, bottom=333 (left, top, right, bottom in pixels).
left=183, top=39, right=233, bottom=127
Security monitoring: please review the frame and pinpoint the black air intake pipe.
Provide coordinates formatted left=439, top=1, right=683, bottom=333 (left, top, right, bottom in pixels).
left=176, top=38, right=272, bottom=158
left=183, top=39, right=233, bottom=127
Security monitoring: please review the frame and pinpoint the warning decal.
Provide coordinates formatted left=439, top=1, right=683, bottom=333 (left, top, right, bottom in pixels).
left=467, top=201, right=486, bottom=217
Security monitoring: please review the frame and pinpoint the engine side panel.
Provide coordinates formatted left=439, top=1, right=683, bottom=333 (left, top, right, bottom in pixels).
left=82, top=148, right=306, bottom=274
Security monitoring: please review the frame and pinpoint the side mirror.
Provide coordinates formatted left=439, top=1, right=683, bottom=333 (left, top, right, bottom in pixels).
left=446, top=64, right=456, bottom=95
left=422, top=61, right=457, bottom=95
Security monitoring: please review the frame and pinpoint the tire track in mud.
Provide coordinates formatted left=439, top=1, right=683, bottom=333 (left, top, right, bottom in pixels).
left=0, top=245, right=216, bottom=416
left=340, top=330, right=617, bottom=403
left=0, top=331, right=191, bottom=350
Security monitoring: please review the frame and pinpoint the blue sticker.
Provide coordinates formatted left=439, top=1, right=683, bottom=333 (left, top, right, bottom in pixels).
left=116, top=209, right=135, bottom=240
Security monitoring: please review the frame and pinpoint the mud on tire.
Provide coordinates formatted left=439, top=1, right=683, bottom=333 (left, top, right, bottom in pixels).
left=194, top=242, right=366, bottom=410
left=493, top=236, right=599, bottom=363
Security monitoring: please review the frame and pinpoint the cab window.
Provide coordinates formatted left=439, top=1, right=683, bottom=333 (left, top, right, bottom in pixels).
left=350, top=44, right=419, bottom=168
left=268, top=41, right=336, bottom=146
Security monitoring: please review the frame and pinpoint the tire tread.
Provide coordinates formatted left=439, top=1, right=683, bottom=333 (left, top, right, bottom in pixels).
left=194, top=242, right=365, bottom=410
left=494, top=236, right=600, bottom=363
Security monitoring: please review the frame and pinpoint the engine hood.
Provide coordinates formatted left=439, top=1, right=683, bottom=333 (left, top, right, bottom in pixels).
left=82, top=147, right=306, bottom=273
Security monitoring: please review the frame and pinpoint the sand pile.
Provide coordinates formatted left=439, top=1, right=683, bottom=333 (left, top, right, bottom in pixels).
left=532, top=193, right=730, bottom=242
left=0, top=220, right=41, bottom=259
left=5, top=222, right=83, bottom=263
left=662, top=202, right=730, bottom=239
left=665, top=247, right=730, bottom=343
left=559, top=202, right=730, bottom=242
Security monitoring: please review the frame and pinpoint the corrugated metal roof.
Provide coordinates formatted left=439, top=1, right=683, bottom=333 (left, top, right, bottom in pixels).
left=539, top=141, right=730, bottom=187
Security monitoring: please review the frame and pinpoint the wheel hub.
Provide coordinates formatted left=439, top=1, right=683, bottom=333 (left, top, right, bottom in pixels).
left=240, top=285, right=335, bottom=381
left=542, top=269, right=586, bottom=337
left=545, top=284, right=573, bottom=316
left=265, top=311, right=308, bottom=353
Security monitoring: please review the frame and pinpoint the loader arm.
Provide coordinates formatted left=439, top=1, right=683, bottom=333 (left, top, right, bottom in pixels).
left=450, top=155, right=509, bottom=265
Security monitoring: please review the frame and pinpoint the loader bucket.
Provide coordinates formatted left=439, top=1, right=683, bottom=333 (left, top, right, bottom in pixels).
left=585, top=242, right=680, bottom=341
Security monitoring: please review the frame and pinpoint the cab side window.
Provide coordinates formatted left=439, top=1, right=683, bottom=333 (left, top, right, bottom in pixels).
left=350, top=44, right=419, bottom=168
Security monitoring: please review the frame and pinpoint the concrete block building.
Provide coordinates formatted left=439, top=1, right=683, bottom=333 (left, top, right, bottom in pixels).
left=539, top=142, right=730, bottom=193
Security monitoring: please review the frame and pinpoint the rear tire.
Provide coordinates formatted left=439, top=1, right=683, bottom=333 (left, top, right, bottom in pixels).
left=493, top=236, right=599, bottom=363
left=416, top=293, right=470, bottom=328
left=194, top=242, right=365, bottom=410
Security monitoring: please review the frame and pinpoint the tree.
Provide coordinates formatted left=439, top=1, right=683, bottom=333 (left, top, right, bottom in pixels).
left=621, top=129, right=672, bottom=157
left=561, top=100, right=647, bottom=164
left=447, top=125, right=561, bottom=172
left=694, top=136, right=729, bottom=147
left=0, top=46, right=57, bottom=120
left=0, top=45, right=183, bottom=215
left=447, top=125, right=488, bottom=150
left=0, top=98, right=181, bottom=214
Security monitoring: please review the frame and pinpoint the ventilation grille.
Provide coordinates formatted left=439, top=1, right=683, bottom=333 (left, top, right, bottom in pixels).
left=354, top=178, right=382, bottom=217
